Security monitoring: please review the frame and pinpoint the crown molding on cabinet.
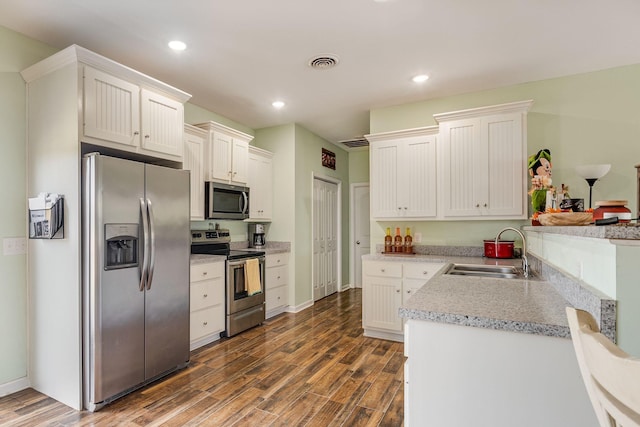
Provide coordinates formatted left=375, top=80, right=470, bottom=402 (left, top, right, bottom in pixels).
left=193, top=121, right=255, bottom=142
left=20, top=44, right=191, bottom=103
left=364, top=125, right=439, bottom=143
left=433, top=99, right=534, bottom=123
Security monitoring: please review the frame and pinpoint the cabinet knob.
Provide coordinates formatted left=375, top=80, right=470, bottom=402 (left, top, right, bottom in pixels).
left=203, top=294, right=208, bottom=298
left=404, top=207, right=408, bottom=210
left=406, top=290, right=411, bottom=294
left=277, top=275, right=281, bottom=279
left=396, top=289, right=400, bottom=293
left=398, top=207, right=402, bottom=210
left=483, top=203, right=488, bottom=207
left=423, top=271, right=428, bottom=275
left=144, top=135, right=150, bottom=139
left=476, top=203, right=480, bottom=208
left=134, top=131, right=140, bottom=136
left=381, top=269, right=385, bottom=273
left=203, top=321, right=208, bottom=326
left=202, top=271, right=208, bottom=276
left=277, top=259, right=281, bottom=263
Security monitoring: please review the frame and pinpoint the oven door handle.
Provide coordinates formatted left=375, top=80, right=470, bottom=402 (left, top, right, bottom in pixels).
left=228, top=259, right=247, bottom=268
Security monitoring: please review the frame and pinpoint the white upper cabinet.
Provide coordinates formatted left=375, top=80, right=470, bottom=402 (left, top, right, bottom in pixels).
left=247, top=146, right=273, bottom=221
left=183, top=124, right=207, bottom=220
left=435, top=100, right=533, bottom=219
left=367, top=127, right=438, bottom=220
left=83, top=67, right=140, bottom=148
left=195, top=121, right=253, bottom=185
left=79, top=56, right=189, bottom=162
left=140, top=89, right=184, bottom=158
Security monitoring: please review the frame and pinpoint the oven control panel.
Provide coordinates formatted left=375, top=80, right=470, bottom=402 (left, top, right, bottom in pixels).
left=191, top=228, right=231, bottom=244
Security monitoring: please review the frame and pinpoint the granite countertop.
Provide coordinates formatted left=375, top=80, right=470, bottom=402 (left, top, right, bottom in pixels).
left=523, top=223, right=640, bottom=240
left=190, top=254, right=226, bottom=265
left=399, top=272, right=571, bottom=338
left=366, top=252, right=572, bottom=338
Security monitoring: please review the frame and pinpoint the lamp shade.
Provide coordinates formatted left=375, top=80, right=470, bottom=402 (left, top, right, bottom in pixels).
left=575, top=164, right=611, bottom=180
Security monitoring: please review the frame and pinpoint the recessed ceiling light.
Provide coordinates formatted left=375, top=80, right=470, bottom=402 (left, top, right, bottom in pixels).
left=272, top=101, right=285, bottom=109
left=412, top=74, right=429, bottom=83
left=168, top=40, right=187, bottom=51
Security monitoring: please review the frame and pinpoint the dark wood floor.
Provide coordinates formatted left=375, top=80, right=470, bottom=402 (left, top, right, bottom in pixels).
left=0, top=288, right=405, bottom=426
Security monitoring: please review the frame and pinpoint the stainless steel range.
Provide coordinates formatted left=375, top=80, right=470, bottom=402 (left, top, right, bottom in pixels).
left=191, top=229, right=266, bottom=337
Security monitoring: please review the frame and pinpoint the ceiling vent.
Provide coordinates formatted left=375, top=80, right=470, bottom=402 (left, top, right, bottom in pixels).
left=339, top=136, right=369, bottom=149
left=308, top=54, right=340, bottom=70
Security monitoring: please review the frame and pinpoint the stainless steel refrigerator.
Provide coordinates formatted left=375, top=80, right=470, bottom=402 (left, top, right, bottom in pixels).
left=82, top=153, right=190, bottom=411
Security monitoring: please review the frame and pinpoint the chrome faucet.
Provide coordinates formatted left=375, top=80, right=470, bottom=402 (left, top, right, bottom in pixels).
left=495, top=227, right=529, bottom=278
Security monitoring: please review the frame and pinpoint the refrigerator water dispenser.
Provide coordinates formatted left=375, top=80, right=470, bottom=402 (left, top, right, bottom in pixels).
left=104, top=223, right=139, bottom=270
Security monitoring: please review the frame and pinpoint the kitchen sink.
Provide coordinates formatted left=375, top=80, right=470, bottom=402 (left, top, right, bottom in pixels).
left=444, top=263, right=533, bottom=280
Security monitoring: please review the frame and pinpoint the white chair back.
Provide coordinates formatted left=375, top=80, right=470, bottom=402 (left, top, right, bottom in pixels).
left=566, top=307, right=640, bottom=427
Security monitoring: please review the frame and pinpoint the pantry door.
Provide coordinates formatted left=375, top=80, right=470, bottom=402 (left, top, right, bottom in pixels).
left=313, top=176, right=340, bottom=301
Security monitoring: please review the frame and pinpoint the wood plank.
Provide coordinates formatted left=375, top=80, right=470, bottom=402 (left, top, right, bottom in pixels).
left=0, top=289, right=404, bottom=426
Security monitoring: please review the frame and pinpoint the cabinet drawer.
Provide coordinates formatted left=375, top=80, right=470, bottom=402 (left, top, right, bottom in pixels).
left=363, top=261, right=402, bottom=278
left=190, top=305, right=224, bottom=342
left=266, top=265, right=288, bottom=289
left=190, top=261, right=224, bottom=283
left=403, top=262, right=445, bottom=281
left=266, top=253, right=289, bottom=268
left=190, top=278, right=223, bottom=312
left=266, top=285, right=287, bottom=311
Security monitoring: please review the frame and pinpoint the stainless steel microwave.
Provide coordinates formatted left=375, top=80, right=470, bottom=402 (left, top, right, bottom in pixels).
left=205, top=182, right=249, bottom=220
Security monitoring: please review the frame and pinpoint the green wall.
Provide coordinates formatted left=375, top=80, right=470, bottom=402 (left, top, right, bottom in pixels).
left=369, top=65, right=640, bottom=246
left=185, top=103, right=255, bottom=136
left=293, top=125, right=350, bottom=304
left=0, top=26, right=56, bottom=390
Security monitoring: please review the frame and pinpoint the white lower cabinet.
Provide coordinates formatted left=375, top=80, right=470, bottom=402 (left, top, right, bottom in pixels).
left=190, top=260, right=225, bottom=350
left=362, top=259, right=445, bottom=342
left=265, top=253, right=289, bottom=318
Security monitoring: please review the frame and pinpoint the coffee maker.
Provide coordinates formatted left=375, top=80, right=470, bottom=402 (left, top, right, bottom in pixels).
left=249, top=223, right=266, bottom=249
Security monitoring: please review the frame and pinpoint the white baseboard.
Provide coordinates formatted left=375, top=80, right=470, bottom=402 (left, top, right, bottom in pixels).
left=266, top=305, right=288, bottom=319
left=287, top=299, right=313, bottom=313
left=339, top=283, right=354, bottom=292
left=0, top=376, right=30, bottom=397
left=364, top=328, right=404, bottom=343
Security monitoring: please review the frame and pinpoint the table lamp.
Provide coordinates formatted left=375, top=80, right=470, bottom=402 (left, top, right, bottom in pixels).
left=575, top=164, right=611, bottom=208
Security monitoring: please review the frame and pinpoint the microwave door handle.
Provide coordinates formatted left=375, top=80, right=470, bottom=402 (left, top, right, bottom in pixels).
left=242, top=191, right=248, bottom=214
left=208, top=184, right=214, bottom=219
left=139, top=198, right=149, bottom=292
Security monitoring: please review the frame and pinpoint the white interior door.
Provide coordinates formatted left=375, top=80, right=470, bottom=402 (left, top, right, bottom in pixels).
left=353, top=184, right=370, bottom=288
left=313, top=178, right=339, bottom=301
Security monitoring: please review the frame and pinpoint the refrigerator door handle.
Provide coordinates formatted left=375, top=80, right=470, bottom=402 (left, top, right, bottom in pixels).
left=139, top=198, right=149, bottom=292
left=146, top=199, right=156, bottom=290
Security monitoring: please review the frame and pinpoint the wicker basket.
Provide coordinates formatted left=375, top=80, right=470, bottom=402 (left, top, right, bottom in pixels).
left=537, top=212, right=593, bottom=226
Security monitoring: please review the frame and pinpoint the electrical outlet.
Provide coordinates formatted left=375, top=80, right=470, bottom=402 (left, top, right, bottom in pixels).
left=3, top=237, right=27, bottom=256
left=414, top=232, right=422, bottom=243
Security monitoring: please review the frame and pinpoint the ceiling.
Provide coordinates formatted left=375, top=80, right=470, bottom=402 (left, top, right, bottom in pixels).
left=2, top=0, right=640, bottom=145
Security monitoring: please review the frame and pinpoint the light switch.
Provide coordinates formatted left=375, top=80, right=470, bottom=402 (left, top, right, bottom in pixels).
left=3, top=237, right=27, bottom=255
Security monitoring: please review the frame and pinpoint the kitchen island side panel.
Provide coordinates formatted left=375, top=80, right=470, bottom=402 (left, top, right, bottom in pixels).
left=406, top=319, right=597, bottom=427
left=26, top=62, right=83, bottom=409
